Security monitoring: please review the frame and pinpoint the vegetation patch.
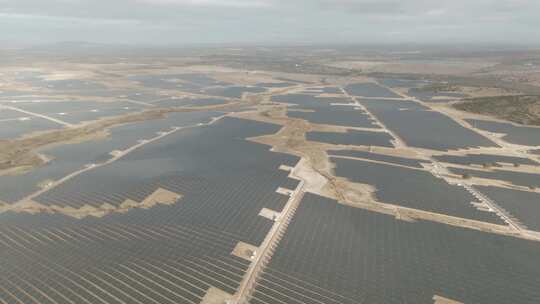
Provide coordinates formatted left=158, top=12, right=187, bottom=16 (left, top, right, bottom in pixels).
left=454, top=95, right=540, bottom=125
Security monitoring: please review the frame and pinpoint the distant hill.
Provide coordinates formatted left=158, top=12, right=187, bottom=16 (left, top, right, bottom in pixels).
left=454, top=95, right=540, bottom=126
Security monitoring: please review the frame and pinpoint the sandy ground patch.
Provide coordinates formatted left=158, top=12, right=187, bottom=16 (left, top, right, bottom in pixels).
left=231, top=241, right=259, bottom=261
left=276, top=187, right=294, bottom=196
left=3, top=188, right=183, bottom=219
left=139, top=188, right=182, bottom=208
left=258, top=208, right=281, bottom=221
left=278, top=164, right=293, bottom=172
left=201, top=287, right=234, bottom=304
left=292, top=158, right=329, bottom=197
left=433, top=295, right=464, bottom=304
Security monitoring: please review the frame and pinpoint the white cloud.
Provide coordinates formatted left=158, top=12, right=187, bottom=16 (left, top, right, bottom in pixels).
left=137, top=0, right=272, bottom=7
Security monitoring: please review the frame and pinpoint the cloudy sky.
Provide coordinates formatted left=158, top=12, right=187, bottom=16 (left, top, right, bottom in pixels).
left=1, top=0, right=539, bottom=46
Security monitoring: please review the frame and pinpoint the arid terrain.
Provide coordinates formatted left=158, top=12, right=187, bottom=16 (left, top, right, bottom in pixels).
left=2, top=45, right=540, bottom=304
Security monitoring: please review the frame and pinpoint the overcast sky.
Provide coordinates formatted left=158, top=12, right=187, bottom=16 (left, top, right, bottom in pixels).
left=1, top=0, right=539, bottom=46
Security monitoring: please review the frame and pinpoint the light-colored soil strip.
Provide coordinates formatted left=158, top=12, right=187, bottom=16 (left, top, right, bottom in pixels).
left=0, top=117, right=30, bottom=123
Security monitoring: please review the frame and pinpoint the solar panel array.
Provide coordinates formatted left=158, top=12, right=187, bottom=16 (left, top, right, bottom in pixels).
left=307, top=130, right=394, bottom=148
left=130, top=73, right=229, bottom=92
left=448, top=167, right=540, bottom=189
left=272, top=94, right=379, bottom=128
left=10, top=100, right=147, bottom=124
left=0, top=210, right=249, bottom=304
left=344, top=83, right=401, bottom=98
left=0, top=111, right=220, bottom=204
left=466, top=119, right=540, bottom=146
left=331, top=158, right=506, bottom=224
left=476, top=185, right=540, bottom=232
left=1, top=117, right=301, bottom=304
left=328, top=149, right=427, bottom=168
left=360, top=99, right=498, bottom=151
left=0, top=116, right=63, bottom=140
left=250, top=193, right=540, bottom=304
left=35, top=117, right=299, bottom=212
left=433, top=153, right=538, bottom=167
